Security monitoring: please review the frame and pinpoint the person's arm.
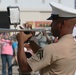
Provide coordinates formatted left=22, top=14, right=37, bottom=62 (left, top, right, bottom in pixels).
left=6, top=40, right=13, bottom=45
left=16, top=32, right=41, bottom=74
left=45, top=33, right=52, bottom=44
left=17, top=32, right=32, bottom=74
left=43, top=30, right=51, bottom=44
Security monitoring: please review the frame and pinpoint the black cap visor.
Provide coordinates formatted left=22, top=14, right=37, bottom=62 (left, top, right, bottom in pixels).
left=47, top=14, right=59, bottom=20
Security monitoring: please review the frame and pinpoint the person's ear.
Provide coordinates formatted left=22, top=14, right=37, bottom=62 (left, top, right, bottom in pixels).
left=59, top=20, right=64, bottom=29
left=61, top=19, right=67, bottom=25
left=61, top=20, right=67, bottom=27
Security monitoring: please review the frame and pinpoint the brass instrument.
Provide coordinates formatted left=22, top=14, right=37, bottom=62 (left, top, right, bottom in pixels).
left=0, top=28, right=51, bottom=33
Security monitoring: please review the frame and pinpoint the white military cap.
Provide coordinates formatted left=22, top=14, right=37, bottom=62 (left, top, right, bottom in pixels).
left=47, top=1, right=76, bottom=20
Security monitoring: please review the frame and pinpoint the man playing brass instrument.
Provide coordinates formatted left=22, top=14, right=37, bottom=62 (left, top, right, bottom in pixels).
left=16, top=1, right=76, bottom=75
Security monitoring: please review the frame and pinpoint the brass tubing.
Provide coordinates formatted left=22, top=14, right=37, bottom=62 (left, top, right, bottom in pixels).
left=0, top=28, right=51, bottom=33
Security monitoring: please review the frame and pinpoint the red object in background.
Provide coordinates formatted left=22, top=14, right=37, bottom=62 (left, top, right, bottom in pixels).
left=35, top=21, right=51, bottom=28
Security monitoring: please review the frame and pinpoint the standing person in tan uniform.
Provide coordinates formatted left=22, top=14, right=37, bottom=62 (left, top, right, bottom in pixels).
left=16, top=1, right=76, bottom=75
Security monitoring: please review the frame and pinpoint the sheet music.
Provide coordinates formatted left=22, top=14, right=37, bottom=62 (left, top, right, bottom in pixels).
left=10, top=7, right=20, bottom=24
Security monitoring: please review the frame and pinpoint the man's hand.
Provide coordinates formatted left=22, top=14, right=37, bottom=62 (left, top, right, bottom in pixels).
left=16, top=32, right=32, bottom=43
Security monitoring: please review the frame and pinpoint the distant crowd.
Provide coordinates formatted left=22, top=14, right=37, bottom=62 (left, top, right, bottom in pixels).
left=0, top=22, right=75, bottom=75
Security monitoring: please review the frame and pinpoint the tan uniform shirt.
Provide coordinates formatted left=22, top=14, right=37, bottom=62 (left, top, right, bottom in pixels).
left=28, top=34, right=76, bottom=75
